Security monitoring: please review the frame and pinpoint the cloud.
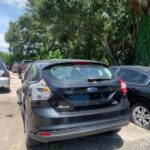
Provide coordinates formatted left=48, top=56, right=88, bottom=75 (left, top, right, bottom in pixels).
left=0, top=33, right=9, bottom=52
left=0, top=0, right=27, bottom=9
left=0, top=15, right=10, bottom=33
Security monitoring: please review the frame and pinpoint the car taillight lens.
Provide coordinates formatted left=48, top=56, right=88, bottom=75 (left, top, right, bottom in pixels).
left=2, top=71, right=10, bottom=77
left=37, top=131, right=52, bottom=137
left=21, top=64, right=27, bottom=69
left=30, top=79, right=52, bottom=101
left=120, top=79, right=127, bottom=95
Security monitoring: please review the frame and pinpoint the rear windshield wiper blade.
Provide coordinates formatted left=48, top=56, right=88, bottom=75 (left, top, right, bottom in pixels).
left=87, top=78, right=110, bottom=82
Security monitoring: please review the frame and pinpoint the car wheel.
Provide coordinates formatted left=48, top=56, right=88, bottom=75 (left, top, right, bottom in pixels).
left=131, top=102, right=150, bottom=130
left=25, top=115, right=40, bottom=148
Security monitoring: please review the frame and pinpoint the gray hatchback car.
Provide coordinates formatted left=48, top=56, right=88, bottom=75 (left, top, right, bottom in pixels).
left=17, top=59, right=130, bottom=148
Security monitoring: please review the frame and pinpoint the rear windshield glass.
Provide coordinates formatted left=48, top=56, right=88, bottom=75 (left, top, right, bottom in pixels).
left=0, top=61, right=5, bottom=70
left=45, top=64, right=113, bottom=84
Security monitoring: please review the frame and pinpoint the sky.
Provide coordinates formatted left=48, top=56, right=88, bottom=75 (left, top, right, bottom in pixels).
left=0, top=0, right=27, bottom=52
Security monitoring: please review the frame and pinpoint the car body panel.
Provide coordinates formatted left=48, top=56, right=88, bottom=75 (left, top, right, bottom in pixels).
left=12, top=62, right=20, bottom=73
left=111, top=65, right=150, bottom=106
left=18, top=60, right=130, bottom=143
left=30, top=118, right=128, bottom=143
left=0, top=61, right=10, bottom=89
left=0, top=77, right=10, bottom=88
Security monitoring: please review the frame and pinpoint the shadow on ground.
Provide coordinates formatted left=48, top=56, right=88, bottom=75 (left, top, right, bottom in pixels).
left=28, top=132, right=124, bottom=150
left=0, top=88, right=11, bottom=94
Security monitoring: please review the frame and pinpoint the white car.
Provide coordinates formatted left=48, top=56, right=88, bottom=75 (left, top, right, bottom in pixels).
left=0, top=60, right=10, bottom=90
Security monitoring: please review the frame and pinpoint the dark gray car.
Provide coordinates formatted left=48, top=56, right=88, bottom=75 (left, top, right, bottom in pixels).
left=17, top=59, right=129, bottom=148
left=111, top=65, right=150, bottom=130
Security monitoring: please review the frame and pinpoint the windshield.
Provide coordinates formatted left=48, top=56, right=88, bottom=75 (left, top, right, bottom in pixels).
left=45, top=64, right=113, bottom=84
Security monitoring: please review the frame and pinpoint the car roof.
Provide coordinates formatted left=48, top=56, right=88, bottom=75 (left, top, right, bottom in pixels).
left=111, top=65, right=150, bottom=74
left=35, top=59, right=108, bottom=70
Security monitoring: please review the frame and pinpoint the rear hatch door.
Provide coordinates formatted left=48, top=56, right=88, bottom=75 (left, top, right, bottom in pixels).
left=43, top=62, right=122, bottom=111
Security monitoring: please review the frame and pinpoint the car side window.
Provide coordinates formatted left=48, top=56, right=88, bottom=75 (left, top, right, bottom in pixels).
left=25, top=65, right=39, bottom=82
left=118, top=68, right=147, bottom=84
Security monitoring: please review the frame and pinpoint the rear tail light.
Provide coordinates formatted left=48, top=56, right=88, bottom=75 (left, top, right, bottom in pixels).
left=37, top=131, right=52, bottom=137
left=120, top=79, right=127, bottom=95
left=2, top=70, right=10, bottom=77
left=21, top=64, right=27, bottom=69
left=30, top=79, right=52, bottom=101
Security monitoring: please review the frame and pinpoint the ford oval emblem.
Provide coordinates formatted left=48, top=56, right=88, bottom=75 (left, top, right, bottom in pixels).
left=87, top=87, right=98, bottom=93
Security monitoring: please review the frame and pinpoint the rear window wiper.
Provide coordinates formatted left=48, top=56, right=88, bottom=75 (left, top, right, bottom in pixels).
left=87, top=78, right=111, bottom=82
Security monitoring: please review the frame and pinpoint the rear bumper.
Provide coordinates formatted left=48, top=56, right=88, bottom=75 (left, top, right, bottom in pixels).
left=0, top=77, right=10, bottom=88
left=27, top=98, right=130, bottom=143
left=30, top=117, right=129, bottom=143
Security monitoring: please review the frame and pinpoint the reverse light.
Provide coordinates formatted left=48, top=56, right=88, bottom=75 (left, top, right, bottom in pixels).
left=30, top=79, right=52, bottom=101
left=120, top=79, right=127, bottom=95
left=37, top=87, right=50, bottom=93
left=37, top=131, right=52, bottom=137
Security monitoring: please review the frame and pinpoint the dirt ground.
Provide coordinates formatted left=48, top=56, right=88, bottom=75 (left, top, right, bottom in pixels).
left=0, top=72, right=150, bottom=150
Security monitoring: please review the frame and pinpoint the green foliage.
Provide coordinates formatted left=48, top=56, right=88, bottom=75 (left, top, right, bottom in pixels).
left=136, top=15, right=150, bottom=66
left=35, top=49, right=62, bottom=60
left=5, top=0, right=136, bottom=65
left=5, top=22, right=24, bottom=60
left=0, top=51, right=10, bottom=64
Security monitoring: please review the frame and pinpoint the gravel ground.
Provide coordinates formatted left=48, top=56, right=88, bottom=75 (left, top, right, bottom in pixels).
left=0, top=72, right=150, bottom=150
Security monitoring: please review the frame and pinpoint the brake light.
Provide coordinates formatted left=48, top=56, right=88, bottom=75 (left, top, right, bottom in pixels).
left=73, top=61, right=91, bottom=65
left=37, top=131, right=52, bottom=137
left=120, top=79, right=127, bottom=95
left=2, top=71, right=10, bottom=77
left=21, top=64, right=27, bottom=69
left=30, top=79, right=52, bottom=101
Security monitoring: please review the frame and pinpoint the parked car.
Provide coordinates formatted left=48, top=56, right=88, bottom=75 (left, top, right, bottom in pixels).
left=0, top=60, right=10, bottom=91
left=18, top=60, right=33, bottom=79
left=21, top=62, right=32, bottom=82
left=12, top=61, right=20, bottom=73
left=111, top=66, right=150, bottom=130
left=17, top=59, right=129, bottom=147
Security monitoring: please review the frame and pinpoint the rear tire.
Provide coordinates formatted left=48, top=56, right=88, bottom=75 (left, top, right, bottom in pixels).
left=25, top=115, right=40, bottom=148
left=131, top=102, right=150, bottom=130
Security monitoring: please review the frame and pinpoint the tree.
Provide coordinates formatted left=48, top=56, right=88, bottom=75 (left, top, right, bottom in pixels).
left=5, top=0, right=137, bottom=65
left=5, top=22, right=24, bottom=61
left=0, top=51, right=10, bottom=64
left=31, top=0, right=134, bottom=65
left=129, top=0, right=150, bottom=66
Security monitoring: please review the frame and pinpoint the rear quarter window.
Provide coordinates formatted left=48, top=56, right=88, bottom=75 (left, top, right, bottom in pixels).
left=118, top=68, right=148, bottom=84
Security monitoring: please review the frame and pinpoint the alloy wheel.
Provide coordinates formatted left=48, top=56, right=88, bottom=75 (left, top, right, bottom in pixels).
left=133, top=106, right=150, bottom=127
